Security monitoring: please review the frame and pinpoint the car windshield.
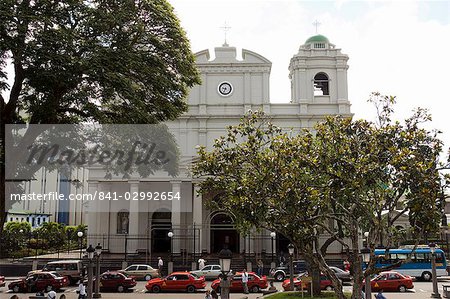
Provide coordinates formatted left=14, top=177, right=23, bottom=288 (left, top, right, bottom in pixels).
left=190, top=273, right=200, bottom=279
left=49, top=272, right=62, bottom=278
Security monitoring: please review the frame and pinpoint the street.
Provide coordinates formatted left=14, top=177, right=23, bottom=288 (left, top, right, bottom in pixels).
left=2, top=278, right=450, bottom=299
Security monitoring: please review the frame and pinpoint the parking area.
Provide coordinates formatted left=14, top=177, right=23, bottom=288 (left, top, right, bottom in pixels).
left=2, top=278, right=450, bottom=299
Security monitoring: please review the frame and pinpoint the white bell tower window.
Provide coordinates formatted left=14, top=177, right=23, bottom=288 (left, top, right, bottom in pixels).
left=313, top=72, right=329, bottom=96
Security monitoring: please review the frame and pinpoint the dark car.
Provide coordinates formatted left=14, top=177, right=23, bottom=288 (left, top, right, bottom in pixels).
left=92, top=271, right=136, bottom=293
left=211, top=272, right=268, bottom=293
left=270, top=260, right=308, bottom=281
left=8, top=272, right=69, bottom=293
left=0, top=275, right=5, bottom=287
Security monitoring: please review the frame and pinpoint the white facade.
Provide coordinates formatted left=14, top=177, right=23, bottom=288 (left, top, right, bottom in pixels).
left=6, top=210, right=51, bottom=229
left=86, top=36, right=353, bottom=257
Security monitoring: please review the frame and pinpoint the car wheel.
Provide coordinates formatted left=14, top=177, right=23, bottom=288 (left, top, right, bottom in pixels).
left=144, top=274, right=152, bottom=281
left=216, top=286, right=221, bottom=294
left=422, top=272, right=432, bottom=281
left=398, top=285, right=407, bottom=292
left=46, top=285, right=53, bottom=292
left=13, top=285, right=20, bottom=293
left=117, top=285, right=125, bottom=293
left=250, top=285, right=260, bottom=293
left=325, top=285, right=333, bottom=291
left=152, top=285, right=161, bottom=293
left=275, top=272, right=285, bottom=281
left=187, top=285, right=196, bottom=293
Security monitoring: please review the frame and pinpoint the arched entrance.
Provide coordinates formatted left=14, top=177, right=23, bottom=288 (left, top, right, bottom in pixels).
left=210, top=212, right=239, bottom=254
left=276, top=233, right=291, bottom=264
left=151, top=210, right=172, bottom=253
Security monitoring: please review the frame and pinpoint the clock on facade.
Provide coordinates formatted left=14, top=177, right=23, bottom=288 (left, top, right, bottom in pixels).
left=218, top=82, right=233, bottom=96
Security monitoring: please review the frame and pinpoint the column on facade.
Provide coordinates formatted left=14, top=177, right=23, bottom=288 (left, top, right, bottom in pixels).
left=128, top=180, right=140, bottom=253
left=192, top=184, right=203, bottom=255
left=171, top=181, right=182, bottom=254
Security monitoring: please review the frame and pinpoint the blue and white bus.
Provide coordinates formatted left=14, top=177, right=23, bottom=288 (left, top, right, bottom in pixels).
left=372, top=247, right=447, bottom=281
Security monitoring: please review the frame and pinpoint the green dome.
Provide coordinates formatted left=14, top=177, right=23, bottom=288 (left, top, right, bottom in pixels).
left=305, top=34, right=329, bottom=44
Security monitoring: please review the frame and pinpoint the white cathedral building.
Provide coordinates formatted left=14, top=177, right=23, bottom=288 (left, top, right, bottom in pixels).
left=86, top=34, right=354, bottom=258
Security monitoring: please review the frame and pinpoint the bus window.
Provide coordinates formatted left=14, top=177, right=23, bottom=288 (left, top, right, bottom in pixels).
left=389, top=254, right=399, bottom=263
left=436, top=253, right=444, bottom=263
left=415, top=253, right=425, bottom=262
left=396, top=253, right=408, bottom=260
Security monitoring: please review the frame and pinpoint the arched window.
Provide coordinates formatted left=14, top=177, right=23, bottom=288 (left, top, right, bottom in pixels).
left=117, top=210, right=129, bottom=234
left=313, top=72, right=329, bottom=96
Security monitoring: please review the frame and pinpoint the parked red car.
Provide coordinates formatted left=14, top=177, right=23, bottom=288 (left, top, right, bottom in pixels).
left=95, top=271, right=136, bottom=292
left=145, top=271, right=206, bottom=293
left=211, top=272, right=268, bottom=293
left=367, top=271, right=414, bottom=292
left=8, top=272, right=69, bottom=293
left=282, top=274, right=333, bottom=291
left=0, top=275, right=5, bottom=287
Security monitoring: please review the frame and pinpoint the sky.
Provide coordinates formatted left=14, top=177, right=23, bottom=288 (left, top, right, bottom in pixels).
left=170, top=0, right=450, bottom=157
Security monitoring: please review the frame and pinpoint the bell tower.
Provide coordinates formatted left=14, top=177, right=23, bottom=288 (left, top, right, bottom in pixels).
left=289, top=35, right=351, bottom=114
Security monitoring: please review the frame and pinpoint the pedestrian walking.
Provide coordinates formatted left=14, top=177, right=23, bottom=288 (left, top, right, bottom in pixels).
left=77, top=280, right=86, bottom=299
left=242, top=268, right=249, bottom=294
left=47, top=290, right=57, bottom=299
left=211, top=289, right=219, bottom=299
left=375, top=290, right=386, bottom=299
left=198, top=257, right=206, bottom=269
left=257, top=259, right=264, bottom=276
left=158, top=256, right=164, bottom=276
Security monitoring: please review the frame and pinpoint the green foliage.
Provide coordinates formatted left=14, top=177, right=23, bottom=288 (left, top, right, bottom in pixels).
left=0, top=0, right=201, bottom=230
left=193, top=94, right=446, bottom=299
left=0, top=0, right=200, bottom=125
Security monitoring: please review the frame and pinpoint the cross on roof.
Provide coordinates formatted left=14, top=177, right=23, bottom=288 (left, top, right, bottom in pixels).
left=220, top=21, right=231, bottom=46
left=313, top=20, right=321, bottom=34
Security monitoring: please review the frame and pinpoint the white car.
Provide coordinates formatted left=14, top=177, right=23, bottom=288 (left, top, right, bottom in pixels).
left=190, top=265, right=222, bottom=280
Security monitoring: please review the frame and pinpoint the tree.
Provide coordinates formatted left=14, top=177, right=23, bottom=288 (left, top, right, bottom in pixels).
left=0, top=0, right=201, bottom=231
left=307, top=95, right=444, bottom=297
left=193, top=96, right=446, bottom=299
left=192, top=111, right=342, bottom=296
left=0, top=221, right=31, bottom=256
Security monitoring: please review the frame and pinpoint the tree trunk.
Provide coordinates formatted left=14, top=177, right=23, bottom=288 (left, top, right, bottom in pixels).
left=303, top=250, right=322, bottom=296
left=351, top=252, right=364, bottom=299
left=316, top=252, right=346, bottom=299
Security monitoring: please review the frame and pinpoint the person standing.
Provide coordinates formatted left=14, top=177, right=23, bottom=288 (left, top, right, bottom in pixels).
left=158, top=256, right=164, bottom=276
left=242, top=268, right=249, bottom=294
left=257, top=259, right=264, bottom=276
left=343, top=259, right=351, bottom=272
left=78, top=280, right=86, bottom=299
left=198, top=257, right=206, bottom=269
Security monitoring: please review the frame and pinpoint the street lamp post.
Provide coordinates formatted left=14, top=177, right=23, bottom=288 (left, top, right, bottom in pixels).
left=93, top=243, right=102, bottom=298
left=218, top=247, right=232, bottom=299
left=361, top=232, right=371, bottom=299
left=77, top=231, right=84, bottom=259
left=288, top=243, right=295, bottom=291
left=429, top=243, right=441, bottom=299
left=168, top=231, right=174, bottom=262
left=270, top=232, right=276, bottom=264
left=86, top=244, right=95, bottom=299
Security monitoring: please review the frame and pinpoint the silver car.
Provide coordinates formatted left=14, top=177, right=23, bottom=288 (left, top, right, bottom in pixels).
left=190, top=265, right=222, bottom=280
